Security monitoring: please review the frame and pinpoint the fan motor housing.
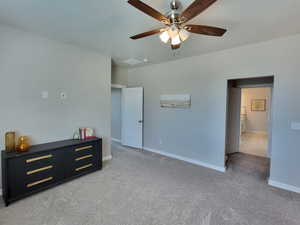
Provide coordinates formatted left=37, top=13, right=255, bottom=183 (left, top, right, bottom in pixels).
left=170, top=0, right=180, bottom=10
left=167, top=11, right=181, bottom=24
left=167, top=0, right=183, bottom=24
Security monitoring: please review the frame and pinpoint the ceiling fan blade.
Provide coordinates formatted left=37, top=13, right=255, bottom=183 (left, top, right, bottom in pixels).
left=128, top=0, right=170, bottom=24
left=130, top=28, right=165, bottom=40
left=185, top=24, right=226, bottom=36
left=171, top=44, right=181, bottom=50
left=181, top=0, right=217, bottom=23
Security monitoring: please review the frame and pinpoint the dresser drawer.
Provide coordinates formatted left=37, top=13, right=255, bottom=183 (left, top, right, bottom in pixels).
left=10, top=173, right=57, bottom=197
left=8, top=151, right=64, bottom=176
left=73, top=160, right=97, bottom=176
left=25, top=155, right=56, bottom=174
left=8, top=162, right=58, bottom=197
left=72, top=143, right=98, bottom=157
left=6, top=150, right=65, bottom=198
left=71, top=142, right=101, bottom=175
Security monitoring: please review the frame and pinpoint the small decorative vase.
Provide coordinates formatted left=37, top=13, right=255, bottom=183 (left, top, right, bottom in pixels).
left=5, top=132, right=16, bottom=152
left=17, top=136, right=30, bottom=153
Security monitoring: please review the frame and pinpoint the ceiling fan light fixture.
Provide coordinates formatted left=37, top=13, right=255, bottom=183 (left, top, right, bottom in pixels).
left=159, top=31, right=170, bottom=43
left=171, top=35, right=181, bottom=46
left=168, top=24, right=179, bottom=38
left=179, top=29, right=190, bottom=42
left=128, top=0, right=227, bottom=50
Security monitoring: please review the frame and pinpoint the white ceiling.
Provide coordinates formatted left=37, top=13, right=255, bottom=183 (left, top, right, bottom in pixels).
left=0, top=0, right=300, bottom=67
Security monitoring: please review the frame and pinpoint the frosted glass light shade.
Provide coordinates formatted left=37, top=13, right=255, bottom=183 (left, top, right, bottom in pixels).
left=179, top=29, right=190, bottom=42
left=171, top=35, right=181, bottom=45
left=159, top=31, right=170, bottom=43
left=168, top=25, right=179, bottom=38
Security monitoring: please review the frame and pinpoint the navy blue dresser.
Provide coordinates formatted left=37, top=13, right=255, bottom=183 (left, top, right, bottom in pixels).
left=1, top=138, right=102, bottom=206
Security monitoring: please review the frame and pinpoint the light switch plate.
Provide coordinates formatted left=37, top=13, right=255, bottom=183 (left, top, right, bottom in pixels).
left=291, top=122, right=300, bottom=130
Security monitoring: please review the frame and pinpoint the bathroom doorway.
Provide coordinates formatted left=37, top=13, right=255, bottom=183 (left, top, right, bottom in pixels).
left=225, top=76, right=274, bottom=180
left=240, top=88, right=271, bottom=158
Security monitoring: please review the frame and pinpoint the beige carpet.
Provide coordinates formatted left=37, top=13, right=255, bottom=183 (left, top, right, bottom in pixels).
left=0, top=143, right=299, bottom=225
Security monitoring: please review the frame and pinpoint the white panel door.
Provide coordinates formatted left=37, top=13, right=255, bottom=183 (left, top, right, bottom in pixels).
left=226, top=87, right=242, bottom=154
left=121, top=87, right=143, bottom=148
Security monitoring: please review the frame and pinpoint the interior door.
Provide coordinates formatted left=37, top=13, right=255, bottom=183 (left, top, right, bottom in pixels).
left=121, top=87, right=143, bottom=148
left=226, top=87, right=242, bottom=154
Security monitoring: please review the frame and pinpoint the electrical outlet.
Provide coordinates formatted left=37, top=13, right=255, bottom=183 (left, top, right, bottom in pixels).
left=159, top=139, right=163, bottom=145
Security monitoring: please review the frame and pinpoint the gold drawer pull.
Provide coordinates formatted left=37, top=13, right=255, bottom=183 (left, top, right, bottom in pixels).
left=26, top=154, right=53, bottom=163
left=26, top=165, right=53, bottom=175
left=75, top=145, right=93, bottom=152
left=27, top=177, right=53, bottom=188
left=75, top=163, right=93, bottom=172
left=75, top=154, right=93, bottom=161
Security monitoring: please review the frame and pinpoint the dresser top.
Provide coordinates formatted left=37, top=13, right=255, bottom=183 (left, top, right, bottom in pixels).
left=1, top=138, right=101, bottom=159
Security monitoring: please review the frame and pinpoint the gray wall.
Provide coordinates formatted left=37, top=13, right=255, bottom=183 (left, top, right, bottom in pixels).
left=111, top=88, right=122, bottom=140
left=112, top=66, right=128, bottom=85
left=0, top=25, right=111, bottom=188
left=241, top=88, right=271, bottom=132
left=128, top=34, right=300, bottom=189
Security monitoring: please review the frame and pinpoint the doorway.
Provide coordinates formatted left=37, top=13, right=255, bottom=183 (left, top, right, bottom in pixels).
left=240, top=88, right=271, bottom=158
left=225, top=76, right=274, bottom=180
left=111, top=85, right=123, bottom=143
left=111, top=85, right=144, bottom=149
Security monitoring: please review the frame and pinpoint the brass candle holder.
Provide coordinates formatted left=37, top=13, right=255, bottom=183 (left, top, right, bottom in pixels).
left=16, top=136, right=30, bottom=153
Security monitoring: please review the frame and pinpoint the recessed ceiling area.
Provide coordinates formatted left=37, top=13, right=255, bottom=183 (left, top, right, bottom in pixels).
left=0, top=0, right=300, bottom=67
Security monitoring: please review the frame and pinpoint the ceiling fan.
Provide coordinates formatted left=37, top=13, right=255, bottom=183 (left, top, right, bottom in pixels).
left=128, top=0, right=227, bottom=50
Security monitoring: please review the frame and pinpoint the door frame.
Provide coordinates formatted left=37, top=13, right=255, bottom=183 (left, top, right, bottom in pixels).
left=111, top=84, right=126, bottom=143
left=225, top=76, right=274, bottom=169
left=225, top=87, right=242, bottom=155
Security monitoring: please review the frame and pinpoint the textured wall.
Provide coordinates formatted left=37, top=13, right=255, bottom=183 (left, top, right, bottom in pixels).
left=0, top=25, right=111, bottom=188
left=112, top=66, right=128, bottom=86
left=128, top=34, right=300, bottom=189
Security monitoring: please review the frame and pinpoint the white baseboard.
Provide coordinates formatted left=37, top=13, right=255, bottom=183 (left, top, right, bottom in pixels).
left=111, top=138, right=121, bottom=143
left=143, top=147, right=225, bottom=173
left=268, top=179, right=300, bottom=194
left=103, top=155, right=112, bottom=161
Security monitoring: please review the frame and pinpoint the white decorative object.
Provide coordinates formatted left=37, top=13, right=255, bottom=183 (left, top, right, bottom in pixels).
left=160, top=94, right=191, bottom=108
